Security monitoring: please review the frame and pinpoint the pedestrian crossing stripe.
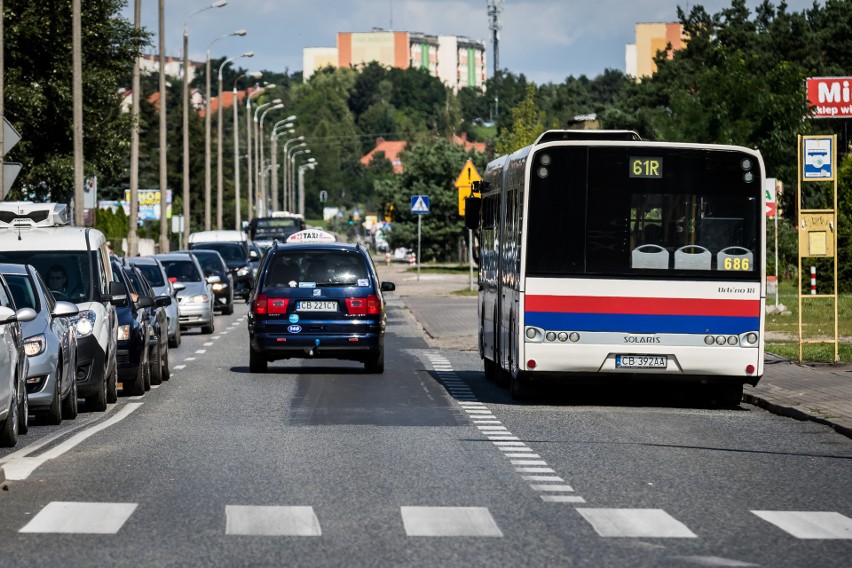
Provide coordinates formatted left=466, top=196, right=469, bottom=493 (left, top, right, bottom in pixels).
left=15, top=502, right=852, bottom=539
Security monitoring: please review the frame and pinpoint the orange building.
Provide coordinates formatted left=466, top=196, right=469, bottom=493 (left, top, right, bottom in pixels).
left=625, top=22, right=684, bottom=79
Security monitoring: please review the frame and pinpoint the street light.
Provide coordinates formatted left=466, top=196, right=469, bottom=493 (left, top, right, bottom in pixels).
left=204, top=28, right=246, bottom=231
left=233, top=71, right=262, bottom=230
left=298, top=160, right=318, bottom=220
left=281, top=136, right=304, bottom=211
left=182, top=0, right=227, bottom=247
left=257, top=102, right=284, bottom=217
left=269, top=122, right=294, bottom=212
left=244, top=81, right=271, bottom=221
left=252, top=98, right=281, bottom=217
left=290, top=148, right=311, bottom=217
left=217, top=50, right=253, bottom=229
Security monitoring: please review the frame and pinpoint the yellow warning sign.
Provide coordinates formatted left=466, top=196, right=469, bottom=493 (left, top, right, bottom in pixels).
left=455, top=159, right=482, bottom=216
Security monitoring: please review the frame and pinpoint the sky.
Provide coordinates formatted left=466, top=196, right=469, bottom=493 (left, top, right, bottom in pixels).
left=124, top=0, right=819, bottom=85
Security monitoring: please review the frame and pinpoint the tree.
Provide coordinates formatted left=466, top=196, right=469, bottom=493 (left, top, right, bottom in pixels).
left=4, top=0, right=148, bottom=202
left=494, top=84, right=546, bottom=155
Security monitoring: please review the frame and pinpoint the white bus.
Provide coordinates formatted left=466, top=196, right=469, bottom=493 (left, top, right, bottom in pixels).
left=464, top=130, right=765, bottom=403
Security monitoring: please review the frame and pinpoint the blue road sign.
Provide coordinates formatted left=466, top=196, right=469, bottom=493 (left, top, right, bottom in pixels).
left=411, top=195, right=430, bottom=214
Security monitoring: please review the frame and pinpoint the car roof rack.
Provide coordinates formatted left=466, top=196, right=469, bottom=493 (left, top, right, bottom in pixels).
left=0, top=202, right=69, bottom=228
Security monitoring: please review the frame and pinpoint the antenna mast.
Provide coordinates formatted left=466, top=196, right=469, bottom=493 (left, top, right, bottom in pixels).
left=486, top=0, right=503, bottom=79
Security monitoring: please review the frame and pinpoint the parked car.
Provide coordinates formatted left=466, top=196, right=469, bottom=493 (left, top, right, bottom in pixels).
left=248, top=229, right=395, bottom=373
left=0, top=273, right=36, bottom=447
left=0, top=263, right=79, bottom=425
left=125, top=256, right=183, bottom=348
left=188, top=230, right=256, bottom=301
left=177, top=249, right=234, bottom=315
left=0, top=202, right=127, bottom=412
left=122, top=264, right=172, bottom=386
left=111, top=260, right=153, bottom=396
left=156, top=252, right=217, bottom=334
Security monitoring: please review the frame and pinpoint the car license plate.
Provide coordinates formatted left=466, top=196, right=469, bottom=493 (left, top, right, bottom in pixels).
left=296, top=300, right=338, bottom=312
left=616, top=355, right=667, bottom=369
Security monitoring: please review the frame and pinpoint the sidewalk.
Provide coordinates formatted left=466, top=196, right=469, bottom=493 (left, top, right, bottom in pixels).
left=376, top=260, right=852, bottom=439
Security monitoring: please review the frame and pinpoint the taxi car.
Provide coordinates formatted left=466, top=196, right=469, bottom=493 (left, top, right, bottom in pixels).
left=247, top=230, right=395, bottom=373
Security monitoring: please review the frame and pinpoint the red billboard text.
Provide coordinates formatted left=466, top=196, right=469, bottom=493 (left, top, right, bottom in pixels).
left=807, top=77, right=852, bottom=119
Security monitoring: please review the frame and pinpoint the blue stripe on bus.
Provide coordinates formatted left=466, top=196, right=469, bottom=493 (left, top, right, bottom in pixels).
left=524, top=312, right=760, bottom=335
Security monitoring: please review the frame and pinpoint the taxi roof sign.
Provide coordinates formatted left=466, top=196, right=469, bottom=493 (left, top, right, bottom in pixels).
left=285, top=229, right=337, bottom=244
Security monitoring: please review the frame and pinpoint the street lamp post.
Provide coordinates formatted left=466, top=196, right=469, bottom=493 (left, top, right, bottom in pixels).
left=269, top=118, right=294, bottom=211
left=298, top=160, right=318, bottom=220
left=204, top=29, right=246, bottom=231
left=233, top=71, right=262, bottom=230
left=290, top=148, right=311, bottom=217
left=252, top=98, right=281, bottom=217
left=183, top=0, right=227, bottom=247
left=281, top=137, right=304, bottom=212
left=257, top=102, right=284, bottom=217
left=271, top=128, right=294, bottom=212
left=244, top=81, right=270, bottom=222
left=217, top=51, right=253, bottom=229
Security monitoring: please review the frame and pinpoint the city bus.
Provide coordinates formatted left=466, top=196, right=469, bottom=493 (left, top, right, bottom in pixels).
left=464, top=130, right=765, bottom=403
left=246, top=212, right=305, bottom=246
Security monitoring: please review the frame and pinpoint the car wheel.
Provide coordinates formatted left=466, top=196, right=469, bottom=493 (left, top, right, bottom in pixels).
left=106, top=357, right=118, bottom=404
left=364, top=348, right=384, bottom=373
left=46, top=366, right=63, bottom=425
left=86, top=364, right=109, bottom=412
left=143, top=354, right=152, bottom=391
left=0, top=395, right=18, bottom=447
left=223, top=301, right=234, bottom=315
left=169, top=324, right=181, bottom=348
left=161, top=345, right=171, bottom=381
left=61, top=375, right=78, bottom=420
left=249, top=348, right=267, bottom=372
left=150, top=343, right=163, bottom=386
left=18, top=379, right=29, bottom=435
left=127, top=361, right=146, bottom=396
left=201, top=316, right=215, bottom=334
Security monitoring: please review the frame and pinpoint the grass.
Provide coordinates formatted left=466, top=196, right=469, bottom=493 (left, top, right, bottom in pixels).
left=763, top=278, right=850, bottom=362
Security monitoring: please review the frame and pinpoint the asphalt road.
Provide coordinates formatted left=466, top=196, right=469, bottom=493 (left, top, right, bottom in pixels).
left=0, top=299, right=850, bottom=567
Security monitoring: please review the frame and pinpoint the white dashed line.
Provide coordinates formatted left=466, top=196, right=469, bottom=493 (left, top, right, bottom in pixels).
left=19, top=502, right=138, bottom=534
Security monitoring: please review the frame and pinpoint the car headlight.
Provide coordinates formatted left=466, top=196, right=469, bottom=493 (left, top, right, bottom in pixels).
left=24, top=334, right=46, bottom=357
left=117, top=324, right=131, bottom=341
left=237, top=267, right=250, bottom=277
left=186, top=294, right=209, bottom=304
left=212, top=282, right=227, bottom=291
left=73, top=309, right=96, bottom=337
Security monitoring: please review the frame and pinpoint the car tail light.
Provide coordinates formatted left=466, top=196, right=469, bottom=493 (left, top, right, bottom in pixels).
left=253, top=294, right=289, bottom=315
left=346, top=294, right=380, bottom=315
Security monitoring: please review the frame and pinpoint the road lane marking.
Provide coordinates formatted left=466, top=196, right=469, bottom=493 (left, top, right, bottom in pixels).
left=195, top=349, right=207, bottom=354
left=225, top=505, right=321, bottom=536
left=19, top=502, right=137, bottom=534
left=752, top=511, right=852, bottom=539
left=2, top=403, right=142, bottom=481
left=530, top=484, right=574, bottom=492
left=174, top=365, right=186, bottom=370
left=401, top=507, right=503, bottom=537
left=576, top=509, right=697, bottom=538
left=542, top=496, right=587, bottom=503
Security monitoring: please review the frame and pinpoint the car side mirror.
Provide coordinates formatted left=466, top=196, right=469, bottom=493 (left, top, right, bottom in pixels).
left=14, top=307, right=38, bottom=323
left=172, top=282, right=186, bottom=294
left=381, top=281, right=396, bottom=292
left=52, top=300, right=80, bottom=318
left=106, top=281, right=128, bottom=306
left=250, top=250, right=259, bottom=260
left=207, top=275, right=221, bottom=284
left=155, top=295, right=172, bottom=307
left=135, top=295, right=155, bottom=309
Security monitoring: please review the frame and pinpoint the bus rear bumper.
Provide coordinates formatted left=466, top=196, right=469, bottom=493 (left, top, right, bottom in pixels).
left=521, top=343, right=763, bottom=385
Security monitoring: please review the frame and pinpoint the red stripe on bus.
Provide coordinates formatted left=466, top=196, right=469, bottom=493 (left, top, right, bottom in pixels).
left=525, top=295, right=760, bottom=317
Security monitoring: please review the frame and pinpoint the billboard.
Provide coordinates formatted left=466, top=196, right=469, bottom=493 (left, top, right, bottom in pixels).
left=806, top=77, right=852, bottom=119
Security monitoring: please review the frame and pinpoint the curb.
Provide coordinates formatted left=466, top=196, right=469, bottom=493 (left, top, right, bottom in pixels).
left=743, top=392, right=852, bottom=440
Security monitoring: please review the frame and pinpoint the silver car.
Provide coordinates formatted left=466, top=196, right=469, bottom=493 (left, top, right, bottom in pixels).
left=126, top=256, right=182, bottom=348
left=155, top=253, right=217, bottom=335
left=0, top=273, right=36, bottom=447
left=0, top=263, right=79, bottom=425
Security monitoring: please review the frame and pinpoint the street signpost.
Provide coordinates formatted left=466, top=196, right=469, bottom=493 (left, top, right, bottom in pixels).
left=411, top=195, right=429, bottom=281
left=2, top=118, right=22, bottom=199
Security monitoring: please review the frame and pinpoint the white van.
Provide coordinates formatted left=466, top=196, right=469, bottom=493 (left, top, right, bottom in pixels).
left=0, top=203, right=127, bottom=411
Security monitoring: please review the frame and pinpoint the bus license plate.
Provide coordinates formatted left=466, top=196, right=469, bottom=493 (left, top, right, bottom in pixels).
left=296, top=300, right=338, bottom=312
left=616, top=355, right=667, bottom=369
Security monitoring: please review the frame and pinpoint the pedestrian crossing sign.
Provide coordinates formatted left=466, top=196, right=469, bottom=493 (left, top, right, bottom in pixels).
left=410, top=195, right=430, bottom=214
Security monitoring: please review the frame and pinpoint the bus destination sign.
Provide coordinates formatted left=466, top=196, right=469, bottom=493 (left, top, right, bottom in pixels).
left=629, top=157, right=663, bottom=179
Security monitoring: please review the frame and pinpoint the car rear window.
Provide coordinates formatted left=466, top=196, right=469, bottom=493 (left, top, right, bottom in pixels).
left=132, top=263, right=165, bottom=287
left=262, top=250, right=369, bottom=290
left=161, top=260, right=201, bottom=282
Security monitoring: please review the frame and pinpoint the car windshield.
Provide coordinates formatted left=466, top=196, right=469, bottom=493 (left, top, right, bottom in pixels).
left=194, top=253, right=224, bottom=273
left=0, top=251, right=92, bottom=303
left=262, top=250, right=369, bottom=290
left=161, top=260, right=201, bottom=282
left=132, top=263, right=166, bottom=287
left=5, top=273, right=39, bottom=311
left=192, top=242, right=246, bottom=262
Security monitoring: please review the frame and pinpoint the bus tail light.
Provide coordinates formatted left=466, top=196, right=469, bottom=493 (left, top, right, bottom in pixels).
left=745, top=364, right=755, bottom=374
left=527, top=359, right=537, bottom=369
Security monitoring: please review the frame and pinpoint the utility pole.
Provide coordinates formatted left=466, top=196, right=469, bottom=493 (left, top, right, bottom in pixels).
left=72, top=0, right=84, bottom=225
left=486, top=0, right=503, bottom=118
left=128, top=0, right=141, bottom=256
left=158, top=0, right=169, bottom=252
